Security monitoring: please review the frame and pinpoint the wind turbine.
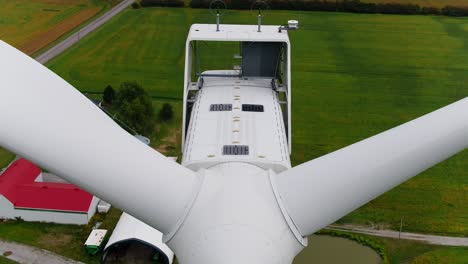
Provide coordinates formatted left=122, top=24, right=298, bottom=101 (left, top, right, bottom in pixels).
left=1, top=17, right=468, bottom=264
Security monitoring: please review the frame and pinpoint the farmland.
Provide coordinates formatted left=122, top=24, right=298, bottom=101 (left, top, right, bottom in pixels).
left=44, top=7, right=468, bottom=237
left=0, top=0, right=119, bottom=172
left=0, top=0, right=111, bottom=55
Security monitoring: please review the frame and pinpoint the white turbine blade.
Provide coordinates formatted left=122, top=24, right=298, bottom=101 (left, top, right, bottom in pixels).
left=0, top=41, right=198, bottom=235
left=274, top=98, right=468, bottom=236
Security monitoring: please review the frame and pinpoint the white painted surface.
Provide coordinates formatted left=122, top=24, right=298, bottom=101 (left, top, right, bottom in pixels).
left=15, top=209, right=89, bottom=225
left=0, top=194, right=93, bottom=225
left=85, top=229, right=108, bottom=247
left=87, top=196, right=100, bottom=219
left=97, top=200, right=111, bottom=213
left=182, top=74, right=290, bottom=172
left=187, top=24, right=290, bottom=42
left=168, top=163, right=303, bottom=264
left=105, top=213, right=174, bottom=263
left=0, top=40, right=200, bottom=236
left=1, top=22, right=467, bottom=264
left=275, top=97, right=468, bottom=236
left=182, top=24, right=292, bottom=152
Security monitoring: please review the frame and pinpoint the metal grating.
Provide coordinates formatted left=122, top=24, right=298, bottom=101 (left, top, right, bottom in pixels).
left=242, top=104, right=264, bottom=112
left=210, top=104, right=232, bottom=111
left=223, top=145, right=249, bottom=155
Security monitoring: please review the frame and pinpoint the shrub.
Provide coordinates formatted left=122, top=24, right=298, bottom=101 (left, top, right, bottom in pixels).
left=131, top=2, right=141, bottom=8
left=159, top=103, right=174, bottom=122
left=103, top=85, right=115, bottom=106
left=114, top=81, right=155, bottom=135
left=189, top=0, right=468, bottom=17
left=442, top=6, right=468, bottom=16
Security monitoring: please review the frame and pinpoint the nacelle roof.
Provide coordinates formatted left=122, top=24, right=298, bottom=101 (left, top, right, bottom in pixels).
left=187, top=24, right=290, bottom=43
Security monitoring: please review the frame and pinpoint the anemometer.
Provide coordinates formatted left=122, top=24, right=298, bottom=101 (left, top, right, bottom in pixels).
left=209, top=0, right=299, bottom=33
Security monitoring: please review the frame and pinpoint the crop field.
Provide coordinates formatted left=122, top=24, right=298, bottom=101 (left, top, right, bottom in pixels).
left=0, top=0, right=107, bottom=55
left=361, top=0, right=468, bottom=8
left=0, top=0, right=114, bottom=173
left=45, top=7, right=468, bottom=237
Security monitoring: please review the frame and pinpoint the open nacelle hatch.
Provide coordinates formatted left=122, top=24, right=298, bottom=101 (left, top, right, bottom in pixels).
left=181, top=24, right=292, bottom=154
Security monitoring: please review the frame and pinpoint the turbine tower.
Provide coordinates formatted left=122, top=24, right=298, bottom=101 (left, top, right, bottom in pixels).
left=1, top=18, right=468, bottom=264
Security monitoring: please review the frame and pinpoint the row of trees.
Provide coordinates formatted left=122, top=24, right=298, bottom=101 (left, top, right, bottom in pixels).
left=102, top=82, right=173, bottom=135
left=193, top=0, right=468, bottom=16
left=132, top=0, right=468, bottom=17
left=132, top=0, right=184, bottom=8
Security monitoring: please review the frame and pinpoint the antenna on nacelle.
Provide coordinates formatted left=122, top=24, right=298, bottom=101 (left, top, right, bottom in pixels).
left=257, top=11, right=262, bottom=32
left=216, top=11, right=220, bottom=32
left=209, top=0, right=226, bottom=32
left=278, top=20, right=299, bottom=32
left=251, top=1, right=269, bottom=32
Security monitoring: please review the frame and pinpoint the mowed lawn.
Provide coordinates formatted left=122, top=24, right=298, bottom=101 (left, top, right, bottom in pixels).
left=0, top=0, right=107, bottom=55
left=44, top=8, right=468, bottom=236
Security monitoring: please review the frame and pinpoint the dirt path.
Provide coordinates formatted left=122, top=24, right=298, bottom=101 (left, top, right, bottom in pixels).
left=0, top=240, right=84, bottom=264
left=327, top=224, right=468, bottom=247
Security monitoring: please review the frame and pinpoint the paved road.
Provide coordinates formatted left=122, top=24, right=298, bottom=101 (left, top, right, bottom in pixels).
left=327, top=224, right=468, bottom=247
left=0, top=240, right=84, bottom=264
left=36, top=0, right=135, bottom=64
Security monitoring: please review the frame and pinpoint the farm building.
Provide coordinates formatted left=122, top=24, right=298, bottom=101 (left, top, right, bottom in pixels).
left=0, top=158, right=99, bottom=224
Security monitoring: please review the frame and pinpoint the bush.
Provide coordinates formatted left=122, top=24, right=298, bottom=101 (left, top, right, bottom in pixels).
left=102, top=85, right=115, bottom=106
left=442, top=6, right=468, bottom=16
left=141, top=0, right=184, bottom=7
left=159, top=103, right=174, bottom=122
left=114, top=81, right=155, bottom=135
left=131, top=2, right=141, bottom=8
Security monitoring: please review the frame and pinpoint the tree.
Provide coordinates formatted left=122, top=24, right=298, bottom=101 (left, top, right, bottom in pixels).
left=114, top=81, right=154, bottom=135
left=159, top=103, right=173, bottom=122
left=102, top=85, right=115, bottom=106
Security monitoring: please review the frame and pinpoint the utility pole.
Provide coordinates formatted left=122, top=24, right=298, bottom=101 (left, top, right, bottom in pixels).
left=399, top=217, right=404, bottom=240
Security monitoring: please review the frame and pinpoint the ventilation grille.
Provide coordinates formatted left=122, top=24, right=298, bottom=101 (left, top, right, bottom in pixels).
left=223, top=145, right=249, bottom=155
left=210, top=104, right=232, bottom=111
left=242, top=104, right=264, bottom=112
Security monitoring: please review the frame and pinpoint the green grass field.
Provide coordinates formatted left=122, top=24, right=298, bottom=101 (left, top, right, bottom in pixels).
left=45, top=7, right=468, bottom=236
left=0, top=208, right=122, bottom=263
left=0, top=149, right=15, bottom=170
left=0, top=256, right=16, bottom=264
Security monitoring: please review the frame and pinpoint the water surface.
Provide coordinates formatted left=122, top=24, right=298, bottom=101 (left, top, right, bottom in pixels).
left=294, top=235, right=381, bottom=264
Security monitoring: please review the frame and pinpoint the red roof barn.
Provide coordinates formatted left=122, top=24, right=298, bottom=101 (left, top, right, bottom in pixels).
left=0, top=159, right=99, bottom=224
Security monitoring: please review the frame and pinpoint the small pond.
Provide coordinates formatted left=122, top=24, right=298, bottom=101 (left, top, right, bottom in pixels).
left=294, top=235, right=382, bottom=264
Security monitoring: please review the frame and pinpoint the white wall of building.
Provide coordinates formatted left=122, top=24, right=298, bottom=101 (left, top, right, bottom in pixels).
left=0, top=195, right=99, bottom=225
